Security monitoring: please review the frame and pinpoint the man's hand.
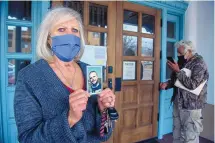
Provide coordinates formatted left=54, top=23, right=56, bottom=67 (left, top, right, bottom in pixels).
left=160, top=82, right=168, bottom=90
left=167, top=60, right=180, bottom=73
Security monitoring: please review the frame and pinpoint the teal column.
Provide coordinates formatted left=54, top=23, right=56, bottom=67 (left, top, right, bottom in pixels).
left=180, top=14, right=185, bottom=40
left=0, top=2, right=8, bottom=142
left=0, top=3, right=3, bottom=142
left=158, top=8, right=167, bottom=139
left=0, top=2, right=2, bottom=141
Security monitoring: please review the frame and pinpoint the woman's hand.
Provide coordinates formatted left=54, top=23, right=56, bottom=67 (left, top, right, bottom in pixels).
left=98, top=88, right=116, bottom=112
left=68, top=89, right=89, bottom=127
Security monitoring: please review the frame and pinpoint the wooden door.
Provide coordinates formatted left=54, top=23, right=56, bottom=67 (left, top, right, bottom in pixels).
left=114, top=2, right=160, bottom=143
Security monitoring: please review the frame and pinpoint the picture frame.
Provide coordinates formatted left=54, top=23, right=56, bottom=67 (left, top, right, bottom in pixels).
left=86, top=65, right=103, bottom=95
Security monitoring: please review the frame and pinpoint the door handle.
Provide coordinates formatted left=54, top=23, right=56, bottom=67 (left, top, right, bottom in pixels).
left=108, top=78, right=112, bottom=89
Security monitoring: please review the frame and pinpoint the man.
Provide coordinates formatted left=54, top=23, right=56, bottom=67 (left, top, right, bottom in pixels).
left=89, top=71, right=102, bottom=93
left=160, top=40, right=209, bottom=143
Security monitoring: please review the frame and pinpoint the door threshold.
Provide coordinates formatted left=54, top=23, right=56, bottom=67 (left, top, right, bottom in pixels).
left=136, top=137, right=159, bottom=143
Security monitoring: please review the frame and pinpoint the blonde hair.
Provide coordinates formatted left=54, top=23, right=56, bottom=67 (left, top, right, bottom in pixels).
left=174, top=40, right=196, bottom=54
left=36, top=7, right=85, bottom=62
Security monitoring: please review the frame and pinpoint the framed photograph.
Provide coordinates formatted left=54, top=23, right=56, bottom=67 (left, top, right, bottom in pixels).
left=86, top=66, right=103, bottom=95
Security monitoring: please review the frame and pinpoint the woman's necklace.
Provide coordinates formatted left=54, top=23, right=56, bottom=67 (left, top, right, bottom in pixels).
left=56, top=63, right=76, bottom=89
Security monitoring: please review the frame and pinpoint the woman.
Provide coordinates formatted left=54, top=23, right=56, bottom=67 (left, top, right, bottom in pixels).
left=14, top=7, right=115, bottom=143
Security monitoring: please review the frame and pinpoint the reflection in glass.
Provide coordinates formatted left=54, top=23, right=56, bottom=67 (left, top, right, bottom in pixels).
left=88, top=32, right=107, bottom=46
left=65, top=1, right=84, bottom=19
left=142, top=38, right=154, bottom=57
left=141, top=61, right=153, bottom=80
left=123, top=10, right=138, bottom=32
left=123, top=35, right=137, bottom=56
left=8, top=26, right=31, bottom=53
left=8, top=59, right=31, bottom=86
left=142, top=14, right=155, bottom=34
left=89, top=3, right=107, bottom=28
left=166, top=42, right=175, bottom=79
left=167, top=22, right=175, bottom=38
left=8, top=1, right=31, bottom=21
left=167, top=42, right=174, bottom=57
left=50, top=1, right=64, bottom=8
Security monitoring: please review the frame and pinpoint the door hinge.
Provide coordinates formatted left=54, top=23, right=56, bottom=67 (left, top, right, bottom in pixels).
left=160, top=19, right=162, bottom=27
left=157, top=113, right=159, bottom=121
left=108, top=78, right=113, bottom=89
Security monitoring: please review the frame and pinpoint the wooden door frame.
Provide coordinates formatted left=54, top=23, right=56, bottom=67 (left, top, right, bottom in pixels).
left=114, top=2, right=160, bottom=143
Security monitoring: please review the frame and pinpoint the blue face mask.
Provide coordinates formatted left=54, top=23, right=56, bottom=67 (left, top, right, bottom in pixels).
left=51, top=34, right=81, bottom=62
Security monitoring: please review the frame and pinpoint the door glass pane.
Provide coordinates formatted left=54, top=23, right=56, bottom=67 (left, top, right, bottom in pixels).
left=8, top=26, right=31, bottom=53
left=88, top=32, right=107, bottom=46
left=166, top=42, right=175, bottom=79
left=8, top=1, right=31, bottom=21
left=89, top=3, right=107, bottom=28
left=123, top=61, right=137, bottom=80
left=123, top=35, right=137, bottom=56
left=8, top=59, right=31, bottom=86
left=142, top=38, right=154, bottom=57
left=141, top=61, right=153, bottom=80
left=167, top=42, right=175, bottom=57
left=142, top=13, right=155, bottom=34
left=66, top=1, right=84, bottom=19
left=123, top=10, right=138, bottom=32
left=167, top=21, right=175, bottom=38
left=50, top=1, right=64, bottom=8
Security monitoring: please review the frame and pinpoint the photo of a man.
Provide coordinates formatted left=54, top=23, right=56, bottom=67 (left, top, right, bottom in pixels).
left=86, top=66, right=103, bottom=95
left=89, top=71, right=102, bottom=93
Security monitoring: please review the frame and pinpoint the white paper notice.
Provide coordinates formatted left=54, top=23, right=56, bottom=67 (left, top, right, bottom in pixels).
left=80, top=45, right=107, bottom=66
left=141, top=61, right=153, bottom=80
left=123, top=61, right=136, bottom=80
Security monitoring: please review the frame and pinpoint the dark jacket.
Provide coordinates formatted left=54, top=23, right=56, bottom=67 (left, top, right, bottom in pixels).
left=14, top=59, right=113, bottom=143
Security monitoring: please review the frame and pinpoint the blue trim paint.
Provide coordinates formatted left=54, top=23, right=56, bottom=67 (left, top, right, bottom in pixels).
left=6, top=20, right=32, bottom=27
left=160, top=14, right=180, bottom=137
left=31, top=1, right=37, bottom=63
left=0, top=1, right=50, bottom=142
left=180, top=14, right=185, bottom=40
left=167, top=14, right=179, bottom=59
left=1, top=2, right=8, bottom=142
left=158, top=8, right=167, bottom=139
left=130, top=1, right=188, bottom=14
left=0, top=2, right=3, bottom=142
left=166, top=38, right=177, bottom=43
